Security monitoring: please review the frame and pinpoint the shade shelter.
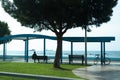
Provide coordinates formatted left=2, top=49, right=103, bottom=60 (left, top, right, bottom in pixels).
left=0, top=34, right=115, bottom=64
left=63, top=37, right=115, bottom=64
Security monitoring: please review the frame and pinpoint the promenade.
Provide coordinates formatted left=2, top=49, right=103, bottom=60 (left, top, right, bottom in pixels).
left=73, top=62, right=120, bottom=80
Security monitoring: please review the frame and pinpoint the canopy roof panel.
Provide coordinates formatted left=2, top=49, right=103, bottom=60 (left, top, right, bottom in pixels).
left=63, top=37, right=115, bottom=42
left=0, top=34, right=115, bottom=42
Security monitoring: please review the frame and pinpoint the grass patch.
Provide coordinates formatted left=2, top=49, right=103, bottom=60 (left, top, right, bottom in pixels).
left=0, top=76, right=35, bottom=80
left=0, top=62, right=86, bottom=79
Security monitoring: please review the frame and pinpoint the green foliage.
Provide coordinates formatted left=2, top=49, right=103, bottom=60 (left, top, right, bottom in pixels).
left=0, top=21, right=11, bottom=44
left=1, top=0, right=118, bottom=32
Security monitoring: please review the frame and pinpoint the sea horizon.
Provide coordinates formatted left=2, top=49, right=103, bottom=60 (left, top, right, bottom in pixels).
left=0, top=50, right=120, bottom=61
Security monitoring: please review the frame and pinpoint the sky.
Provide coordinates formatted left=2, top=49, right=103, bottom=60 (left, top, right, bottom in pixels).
left=0, top=1, right=120, bottom=51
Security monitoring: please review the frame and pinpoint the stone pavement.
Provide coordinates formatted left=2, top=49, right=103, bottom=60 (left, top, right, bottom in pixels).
left=73, top=64, right=120, bottom=80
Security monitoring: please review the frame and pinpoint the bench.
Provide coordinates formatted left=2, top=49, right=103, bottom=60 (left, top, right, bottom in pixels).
left=68, top=55, right=84, bottom=64
left=32, top=55, right=48, bottom=63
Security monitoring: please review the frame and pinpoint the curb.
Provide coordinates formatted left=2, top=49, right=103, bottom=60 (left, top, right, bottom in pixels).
left=0, top=72, right=79, bottom=80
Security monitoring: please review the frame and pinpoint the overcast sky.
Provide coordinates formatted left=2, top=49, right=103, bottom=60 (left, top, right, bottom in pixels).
left=0, top=1, right=120, bottom=51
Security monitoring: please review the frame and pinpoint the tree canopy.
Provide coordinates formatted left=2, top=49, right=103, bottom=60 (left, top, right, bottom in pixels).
left=0, top=21, right=11, bottom=44
left=2, top=0, right=118, bottom=31
left=1, top=0, right=118, bottom=68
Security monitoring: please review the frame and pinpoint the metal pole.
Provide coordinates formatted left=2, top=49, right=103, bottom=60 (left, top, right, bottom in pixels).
left=85, top=27, right=87, bottom=65
left=101, top=42, right=103, bottom=65
left=71, top=42, right=73, bottom=63
left=61, top=40, right=63, bottom=63
left=3, top=43, right=6, bottom=61
left=103, top=42, right=106, bottom=64
left=71, top=42, right=73, bottom=56
left=43, top=38, right=46, bottom=56
left=24, top=37, right=29, bottom=62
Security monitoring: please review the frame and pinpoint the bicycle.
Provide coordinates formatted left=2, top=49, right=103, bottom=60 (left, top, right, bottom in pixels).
left=94, top=54, right=111, bottom=65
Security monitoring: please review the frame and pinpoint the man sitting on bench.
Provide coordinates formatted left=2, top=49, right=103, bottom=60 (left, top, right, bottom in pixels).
left=32, top=51, right=37, bottom=63
left=32, top=51, right=48, bottom=63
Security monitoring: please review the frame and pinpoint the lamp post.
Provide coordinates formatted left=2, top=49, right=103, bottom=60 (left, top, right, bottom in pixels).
left=84, top=26, right=91, bottom=66
left=84, top=26, right=87, bottom=65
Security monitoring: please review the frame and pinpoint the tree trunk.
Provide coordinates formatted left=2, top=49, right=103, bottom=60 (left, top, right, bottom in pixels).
left=54, top=34, right=62, bottom=68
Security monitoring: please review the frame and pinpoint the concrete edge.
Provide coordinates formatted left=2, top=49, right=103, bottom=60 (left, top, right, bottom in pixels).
left=0, top=72, right=79, bottom=80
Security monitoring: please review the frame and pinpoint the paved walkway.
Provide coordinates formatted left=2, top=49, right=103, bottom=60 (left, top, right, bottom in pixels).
left=73, top=64, right=120, bottom=80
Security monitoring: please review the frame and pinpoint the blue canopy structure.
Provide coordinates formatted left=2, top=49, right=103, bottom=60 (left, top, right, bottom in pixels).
left=0, top=34, right=115, bottom=63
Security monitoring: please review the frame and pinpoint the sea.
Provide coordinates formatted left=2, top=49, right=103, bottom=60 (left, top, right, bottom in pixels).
left=0, top=50, right=120, bottom=62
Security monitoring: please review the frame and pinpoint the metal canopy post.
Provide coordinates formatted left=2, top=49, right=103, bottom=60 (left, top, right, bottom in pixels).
left=70, top=42, right=73, bottom=63
left=43, top=38, right=46, bottom=56
left=71, top=42, right=73, bottom=56
left=103, top=42, right=106, bottom=64
left=101, top=42, right=106, bottom=65
left=24, top=37, right=29, bottom=62
left=101, top=42, right=103, bottom=65
left=43, top=38, right=46, bottom=62
left=3, top=43, right=7, bottom=61
left=60, top=41, right=63, bottom=63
